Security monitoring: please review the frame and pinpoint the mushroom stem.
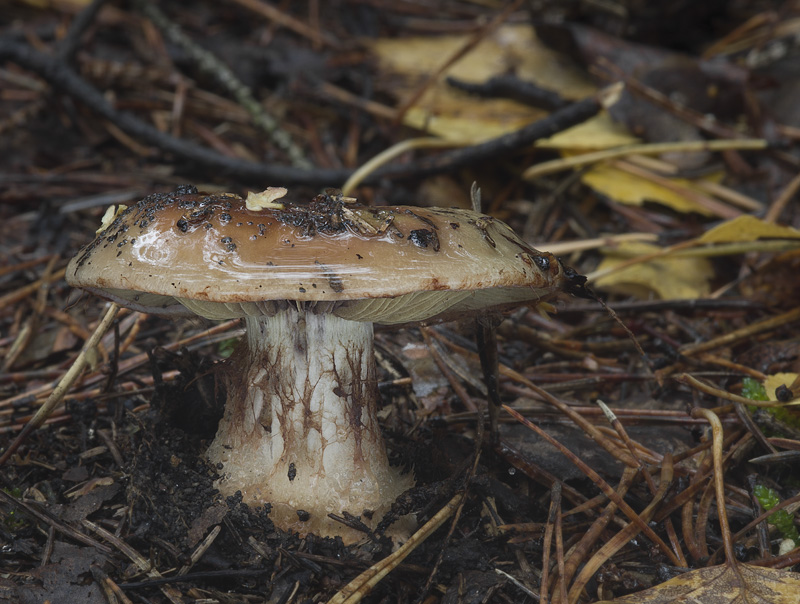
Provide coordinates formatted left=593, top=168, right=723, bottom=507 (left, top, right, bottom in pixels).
left=207, top=307, right=412, bottom=541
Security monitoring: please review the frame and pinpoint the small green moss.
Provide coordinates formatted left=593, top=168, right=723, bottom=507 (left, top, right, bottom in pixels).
left=765, top=405, right=800, bottom=429
left=743, top=377, right=800, bottom=431
left=742, top=377, right=768, bottom=401
left=754, top=484, right=800, bottom=546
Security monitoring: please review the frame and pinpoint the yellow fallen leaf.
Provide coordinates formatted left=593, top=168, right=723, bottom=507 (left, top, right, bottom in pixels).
left=369, top=25, right=594, bottom=142
left=370, top=23, right=726, bottom=220
left=580, top=163, right=719, bottom=215
left=597, top=562, right=800, bottom=604
left=764, top=373, right=800, bottom=399
left=536, top=112, right=638, bottom=149
left=402, top=100, right=546, bottom=143
left=594, top=241, right=713, bottom=299
left=700, top=215, right=800, bottom=243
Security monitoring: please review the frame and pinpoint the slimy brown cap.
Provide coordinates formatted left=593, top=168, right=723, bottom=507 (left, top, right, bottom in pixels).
left=67, top=187, right=574, bottom=324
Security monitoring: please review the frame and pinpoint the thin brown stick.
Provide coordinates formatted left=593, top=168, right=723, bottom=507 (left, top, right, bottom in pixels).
left=558, top=467, right=636, bottom=601
left=540, top=482, right=561, bottom=604
left=227, top=0, right=340, bottom=48
left=695, top=481, right=716, bottom=560
left=679, top=307, right=800, bottom=358
left=503, top=405, right=681, bottom=566
left=568, top=457, right=674, bottom=603
left=0, top=488, right=112, bottom=554
left=495, top=439, right=588, bottom=508
left=691, top=407, right=737, bottom=563
left=0, top=254, right=58, bottom=278
left=683, top=495, right=705, bottom=563
left=656, top=431, right=748, bottom=522
left=555, top=504, right=568, bottom=604
left=501, top=375, right=638, bottom=467
left=0, top=319, right=239, bottom=412
left=90, top=564, right=135, bottom=604
left=421, top=328, right=478, bottom=412
left=0, top=303, right=119, bottom=467
left=326, top=495, right=462, bottom=604
left=0, top=267, right=66, bottom=312
left=597, top=401, right=687, bottom=566
left=83, top=519, right=183, bottom=604
left=765, top=169, right=800, bottom=223
left=593, top=57, right=744, bottom=141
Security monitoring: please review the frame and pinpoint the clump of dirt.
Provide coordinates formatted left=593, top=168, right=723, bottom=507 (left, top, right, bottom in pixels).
left=125, top=414, right=221, bottom=548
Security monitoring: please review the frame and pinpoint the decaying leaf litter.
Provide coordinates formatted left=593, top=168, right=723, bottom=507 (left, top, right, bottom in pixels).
left=3, top=1, right=800, bottom=602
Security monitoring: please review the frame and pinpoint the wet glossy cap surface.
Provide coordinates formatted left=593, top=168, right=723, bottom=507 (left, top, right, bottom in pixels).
left=67, top=187, right=579, bottom=323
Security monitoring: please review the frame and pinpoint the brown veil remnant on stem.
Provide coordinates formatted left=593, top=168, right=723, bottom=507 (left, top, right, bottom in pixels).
left=66, top=185, right=586, bottom=543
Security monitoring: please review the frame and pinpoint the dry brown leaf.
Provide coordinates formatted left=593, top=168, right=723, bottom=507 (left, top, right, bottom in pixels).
left=596, top=562, right=800, bottom=604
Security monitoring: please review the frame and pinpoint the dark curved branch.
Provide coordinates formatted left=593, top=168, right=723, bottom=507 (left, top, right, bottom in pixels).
left=1, top=38, right=607, bottom=187
left=0, top=40, right=350, bottom=186
left=447, top=74, right=568, bottom=111
left=377, top=94, right=605, bottom=180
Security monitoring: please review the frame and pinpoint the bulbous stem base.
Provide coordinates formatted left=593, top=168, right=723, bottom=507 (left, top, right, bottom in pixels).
left=207, top=308, right=413, bottom=543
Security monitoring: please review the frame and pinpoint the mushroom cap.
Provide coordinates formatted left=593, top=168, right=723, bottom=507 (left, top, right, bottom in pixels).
left=67, top=187, right=582, bottom=324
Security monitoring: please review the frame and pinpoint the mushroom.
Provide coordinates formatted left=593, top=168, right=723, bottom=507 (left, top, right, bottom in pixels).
left=66, top=185, right=586, bottom=542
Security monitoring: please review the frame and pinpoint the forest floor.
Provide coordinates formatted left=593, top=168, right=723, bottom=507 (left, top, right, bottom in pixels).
left=2, top=1, right=800, bottom=603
